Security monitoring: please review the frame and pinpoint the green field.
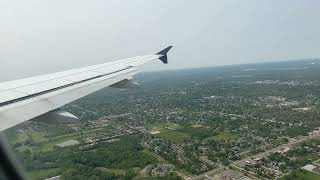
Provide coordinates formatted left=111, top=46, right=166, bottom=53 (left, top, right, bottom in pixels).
left=10, top=133, right=28, bottom=145
left=38, top=133, right=81, bottom=152
left=146, top=123, right=189, bottom=143
left=27, top=168, right=60, bottom=180
left=280, top=170, right=320, bottom=180
left=206, top=131, right=238, bottom=142
left=157, top=129, right=190, bottom=143
left=12, top=131, right=81, bottom=153
left=166, top=123, right=184, bottom=130
left=30, top=131, right=47, bottom=143
left=143, top=150, right=169, bottom=163
left=146, top=122, right=183, bottom=131
left=147, top=122, right=223, bottom=143
left=96, top=167, right=126, bottom=176
left=313, top=159, right=320, bottom=165
left=16, top=145, right=33, bottom=153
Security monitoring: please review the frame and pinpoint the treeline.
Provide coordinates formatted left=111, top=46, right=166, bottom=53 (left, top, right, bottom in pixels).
left=17, top=135, right=160, bottom=179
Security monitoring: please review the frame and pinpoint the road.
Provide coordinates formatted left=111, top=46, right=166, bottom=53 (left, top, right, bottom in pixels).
left=231, top=134, right=320, bottom=168
left=190, top=133, right=320, bottom=180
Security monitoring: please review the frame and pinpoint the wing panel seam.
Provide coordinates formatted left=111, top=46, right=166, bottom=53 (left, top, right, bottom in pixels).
left=0, top=66, right=133, bottom=107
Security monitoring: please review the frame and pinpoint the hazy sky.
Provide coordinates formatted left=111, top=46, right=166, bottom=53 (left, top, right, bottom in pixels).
left=1, top=0, right=320, bottom=81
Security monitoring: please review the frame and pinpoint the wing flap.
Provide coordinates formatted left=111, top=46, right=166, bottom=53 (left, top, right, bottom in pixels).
left=12, top=78, right=73, bottom=95
left=0, top=91, right=28, bottom=104
left=61, top=71, right=103, bottom=82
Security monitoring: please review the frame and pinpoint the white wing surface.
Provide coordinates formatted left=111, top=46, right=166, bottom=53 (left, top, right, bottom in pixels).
left=0, top=46, right=173, bottom=131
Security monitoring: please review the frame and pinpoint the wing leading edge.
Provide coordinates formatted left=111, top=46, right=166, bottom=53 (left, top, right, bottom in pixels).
left=0, top=46, right=173, bottom=131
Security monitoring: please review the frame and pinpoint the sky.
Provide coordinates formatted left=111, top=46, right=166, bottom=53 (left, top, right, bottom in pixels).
left=1, top=0, right=320, bottom=81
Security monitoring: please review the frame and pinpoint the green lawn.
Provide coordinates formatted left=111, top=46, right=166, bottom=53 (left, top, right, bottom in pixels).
left=166, top=123, right=183, bottom=130
left=11, top=126, right=114, bottom=153
left=38, top=133, right=81, bottom=152
left=148, top=123, right=225, bottom=143
left=143, top=150, right=168, bottom=163
left=146, top=122, right=166, bottom=130
left=314, top=159, right=320, bottom=165
left=175, top=167, right=193, bottom=176
left=27, top=168, right=60, bottom=180
left=206, top=131, right=238, bottom=142
left=146, top=122, right=182, bottom=131
left=10, top=133, right=29, bottom=145
left=30, top=131, right=47, bottom=143
left=96, top=167, right=126, bottom=176
left=156, top=129, right=190, bottom=143
left=300, top=154, right=320, bottom=162
left=280, top=170, right=320, bottom=180
left=16, top=145, right=33, bottom=153
left=146, top=123, right=190, bottom=143
left=11, top=131, right=80, bottom=152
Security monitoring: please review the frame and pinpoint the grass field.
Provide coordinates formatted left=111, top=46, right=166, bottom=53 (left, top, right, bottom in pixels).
left=143, top=149, right=168, bottom=163
left=206, top=131, right=238, bottom=142
left=96, top=167, right=126, bottom=176
left=147, top=122, right=230, bottom=143
left=10, top=125, right=115, bottom=153
left=146, top=123, right=190, bottom=143
left=27, top=168, right=60, bottom=180
left=146, top=122, right=183, bottom=131
left=280, top=170, right=320, bottom=180
left=30, top=131, right=47, bottom=143
left=12, top=132, right=81, bottom=152
left=157, top=129, right=190, bottom=143
left=314, top=159, right=320, bottom=165
left=38, top=133, right=81, bottom=152
left=10, top=133, right=28, bottom=145
left=300, top=154, right=320, bottom=162
left=97, top=167, right=142, bottom=177
left=166, top=123, right=183, bottom=130
left=16, top=145, right=33, bottom=153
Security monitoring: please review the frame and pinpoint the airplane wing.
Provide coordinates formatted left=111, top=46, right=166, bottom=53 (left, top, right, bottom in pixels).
left=0, top=46, right=173, bottom=131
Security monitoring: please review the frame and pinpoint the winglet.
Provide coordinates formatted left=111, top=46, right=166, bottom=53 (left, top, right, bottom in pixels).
left=156, top=46, right=173, bottom=64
